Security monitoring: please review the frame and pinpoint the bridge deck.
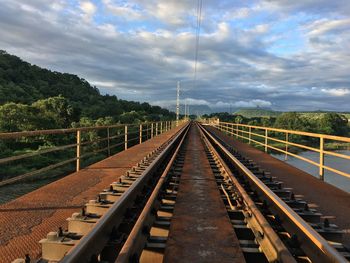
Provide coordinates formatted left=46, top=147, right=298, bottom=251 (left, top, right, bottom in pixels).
left=0, top=125, right=183, bottom=263
left=208, top=127, right=350, bottom=248
left=164, top=125, right=245, bottom=263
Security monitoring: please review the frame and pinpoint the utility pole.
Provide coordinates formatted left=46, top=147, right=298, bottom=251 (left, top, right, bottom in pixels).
left=184, top=100, right=187, bottom=120
left=176, top=81, right=180, bottom=126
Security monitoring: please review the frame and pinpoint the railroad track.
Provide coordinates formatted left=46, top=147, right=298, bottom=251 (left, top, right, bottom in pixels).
left=25, top=122, right=348, bottom=263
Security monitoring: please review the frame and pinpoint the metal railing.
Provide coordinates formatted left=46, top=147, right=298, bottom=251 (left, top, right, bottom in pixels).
left=200, top=123, right=347, bottom=263
left=212, top=121, right=350, bottom=181
left=0, top=120, right=179, bottom=187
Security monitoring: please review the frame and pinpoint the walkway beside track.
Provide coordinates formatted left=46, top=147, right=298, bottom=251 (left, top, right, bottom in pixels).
left=207, top=126, right=350, bottom=248
left=164, top=125, right=245, bottom=263
left=0, top=124, right=184, bottom=263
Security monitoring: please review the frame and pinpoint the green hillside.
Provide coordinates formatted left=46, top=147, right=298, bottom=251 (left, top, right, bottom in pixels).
left=299, top=111, right=350, bottom=120
left=0, top=50, right=174, bottom=132
left=234, top=108, right=281, bottom=118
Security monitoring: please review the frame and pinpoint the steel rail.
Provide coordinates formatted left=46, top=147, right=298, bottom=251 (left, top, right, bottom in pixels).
left=60, top=122, right=189, bottom=263
left=200, top=124, right=347, bottom=263
left=198, top=124, right=296, bottom=263
left=115, top=124, right=190, bottom=262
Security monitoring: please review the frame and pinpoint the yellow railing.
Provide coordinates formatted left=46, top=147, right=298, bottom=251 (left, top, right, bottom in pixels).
left=214, top=121, right=350, bottom=181
left=0, top=120, right=180, bottom=187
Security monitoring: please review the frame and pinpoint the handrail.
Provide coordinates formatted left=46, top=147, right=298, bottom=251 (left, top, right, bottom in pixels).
left=200, top=124, right=347, bottom=263
left=0, top=120, right=172, bottom=139
left=220, top=121, right=350, bottom=142
left=0, top=120, right=184, bottom=186
left=211, top=121, right=350, bottom=181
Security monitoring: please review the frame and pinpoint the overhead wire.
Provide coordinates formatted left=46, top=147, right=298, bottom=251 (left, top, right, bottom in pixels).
left=193, top=0, right=203, bottom=91
left=179, top=0, right=203, bottom=118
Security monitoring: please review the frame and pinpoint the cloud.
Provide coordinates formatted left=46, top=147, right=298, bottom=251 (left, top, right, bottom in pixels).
left=233, top=99, right=272, bottom=108
left=102, top=0, right=144, bottom=20
left=321, top=88, right=350, bottom=96
left=0, top=0, right=349, bottom=112
left=305, top=18, right=350, bottom=37
left=80, top=1, right=97, bottom=21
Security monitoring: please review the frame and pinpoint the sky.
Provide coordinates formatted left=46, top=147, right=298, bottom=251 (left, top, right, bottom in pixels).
left=0, top=0, right=350, bottom=112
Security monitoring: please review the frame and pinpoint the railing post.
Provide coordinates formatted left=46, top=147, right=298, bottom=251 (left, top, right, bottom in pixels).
left=249, top=127, right=251, bottom=144
left=160, top=122, right=163, bottom=134
left=107, top=127, right=110, bottom=156
left=76, top=130, right=81, bottom=172
left=124, top=125, right=128, bottom=150
left=151, top=123, right=154, bottom=138
left=156, top=123, right=158, bottom=136
left=146, top=123, right=149, bottom=140
left=139, top=124, right=142, bottom=144
left=265, top=129, right=268, bottom=153
left=285, top=133, right=289, bottom=161
left=319, top=137, right=324, bottom=180
left=236, top=124, right=238, bottom=138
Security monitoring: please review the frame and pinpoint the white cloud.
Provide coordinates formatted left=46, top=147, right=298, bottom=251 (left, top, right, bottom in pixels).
left=321, top=88, right=350, bottom=96
left=103, top=0, right=144, bottom=20
left=90, top=80, right=116, bottom=88
left=233, top=99, right=272, bottom=108
left=224, top=7, right=250, bottom=20
left=251, top=24, right=270, bottom=34
left=1, top=0, right=350, bottom=111
left=80, top=1, right=96, bottom=21
left=305, top=18, right=350, bottom=37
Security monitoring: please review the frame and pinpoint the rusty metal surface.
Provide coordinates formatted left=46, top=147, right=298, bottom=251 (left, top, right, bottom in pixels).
left=0, top=126, right=183, bottom=263
left=164, top=125, right=245, bottom=263
left=61, top=123, right=189, bottom=263
left=207, top=126, right=350, bottom=249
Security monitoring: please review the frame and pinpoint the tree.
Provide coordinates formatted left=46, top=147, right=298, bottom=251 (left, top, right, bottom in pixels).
left=0, top=102, right=38, bottom=132
left=234, top=115, right=244, bottom=124
left=32, top=96, right=80, bottom=128
left=274, top=112, right=309, bottom=131
left=317, top=113, right=348, bottom=135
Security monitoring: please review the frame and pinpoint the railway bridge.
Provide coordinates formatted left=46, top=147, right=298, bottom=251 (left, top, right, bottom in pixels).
left=0, top=121, right=349, bottom=263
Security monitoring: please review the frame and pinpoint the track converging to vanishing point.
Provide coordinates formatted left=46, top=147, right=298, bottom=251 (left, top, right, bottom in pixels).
left=4, top=122, right=350, bottom=263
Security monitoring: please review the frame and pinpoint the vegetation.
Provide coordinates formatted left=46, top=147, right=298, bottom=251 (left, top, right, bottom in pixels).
left=0, top=50, right=176, bottom=184
left=0, top=50, right=175, bottom=133
left=233, top=108, right=281, bottom=118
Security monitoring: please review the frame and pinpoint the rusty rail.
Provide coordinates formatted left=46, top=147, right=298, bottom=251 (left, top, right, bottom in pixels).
left=60, top=122, right=190, bottom=263
left=200, top=123, right=347, bottom=263
left=198, top=124, right=296, bottom=263
left=115, top=123, right=190, bottom=262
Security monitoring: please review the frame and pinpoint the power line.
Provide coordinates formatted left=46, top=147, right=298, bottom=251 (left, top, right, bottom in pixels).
left=193, top=0, right=203, bottom=90
left=176, top=81, right=180, bottom=126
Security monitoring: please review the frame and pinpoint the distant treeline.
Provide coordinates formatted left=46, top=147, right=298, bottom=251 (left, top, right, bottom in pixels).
left=0, top=50, right=175, bottom=133
left=203, top=112, right=350, bottom=136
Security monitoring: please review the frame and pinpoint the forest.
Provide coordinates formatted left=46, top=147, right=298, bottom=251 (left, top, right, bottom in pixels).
left=0, top=50, right=175, bottom=184
left=0, top=50, right=175, bottom=133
